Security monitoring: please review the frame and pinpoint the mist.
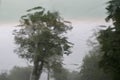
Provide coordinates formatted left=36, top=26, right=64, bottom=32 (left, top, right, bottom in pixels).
left=0, top=0, right=115, bottom=80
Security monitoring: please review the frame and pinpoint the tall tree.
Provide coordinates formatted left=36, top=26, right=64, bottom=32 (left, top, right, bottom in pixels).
left=97, top=0, right=120, bottom=79
left=13, top=6, right=72, bottom=80
left=79, top=52, right=112, bottom=80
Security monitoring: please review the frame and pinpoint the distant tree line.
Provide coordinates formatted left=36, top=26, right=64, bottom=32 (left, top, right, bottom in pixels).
left=0, top=66, right=31, bottom=80
left=0, top=66, right=79, bottom=80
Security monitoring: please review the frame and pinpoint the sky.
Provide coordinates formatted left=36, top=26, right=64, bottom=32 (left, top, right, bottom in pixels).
left=0, top=0, right=108, bottom=23
left=0, top=0, right=109, bottom=72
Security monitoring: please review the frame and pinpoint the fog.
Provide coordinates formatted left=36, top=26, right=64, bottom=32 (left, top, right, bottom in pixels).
left=0, top=0, right=110, bottom=80
left=0, top=20, right=107, bottom=71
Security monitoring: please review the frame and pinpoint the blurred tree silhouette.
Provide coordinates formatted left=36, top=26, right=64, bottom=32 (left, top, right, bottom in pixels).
left=51, top=62, right=69, bottom=80
left=0, top=72, right=9, bottom=80
left=67, top=71, right=79, bottom=80
left=97, top=0, right=120, bottom=79
left=0, top=66, right=31, bottom=80
left=79, top=49, right=112, bottom=80
left=9, top=66, right=31, bottom=80
left=13, top=6, right=73, bottom=80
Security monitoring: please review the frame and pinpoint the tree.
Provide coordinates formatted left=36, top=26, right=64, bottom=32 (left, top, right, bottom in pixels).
left=97, top=0, right=120, bottom=79
left=67, top=71, right=79, bottom=80
left=50, top=62, right=69, bottom=80
left=0, top=66, right=32, bottom=80
left=9, top=66, right=31, bottom=80
left=13, top=6, right=72, bottom=80
left=79, top=52, right=112, bottom=80
left=0, top=72, right=9, bottom=80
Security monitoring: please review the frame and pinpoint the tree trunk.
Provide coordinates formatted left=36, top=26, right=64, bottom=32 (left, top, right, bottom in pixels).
left=30, top=61, right=44, bottom=80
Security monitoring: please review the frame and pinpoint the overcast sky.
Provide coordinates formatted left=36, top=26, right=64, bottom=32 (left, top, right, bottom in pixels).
left=0, top=0, right=108, bottom=23
left=0, top=0, right=109, bottom=72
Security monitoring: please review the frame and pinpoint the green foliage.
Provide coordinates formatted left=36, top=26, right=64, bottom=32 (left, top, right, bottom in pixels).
left=14, top=6, right=72, bottom=62
left=97, top=27, right=120, bottom=72
left=0, top=66, right=31, bottom=80
left=0, top=72, right=9, bottom=80
left=13, top=6, right=73, bottom=80
left=79, top=52, right=112, bottom=80
left=105, top=0, right=120, bottom=22
left=96, top=0, right=120, bottom=79
left=9, top=66, right=31, bottom=80
left=67, top=71, right=79, bottom=80
left=51, top=62, right=69, bottom=80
